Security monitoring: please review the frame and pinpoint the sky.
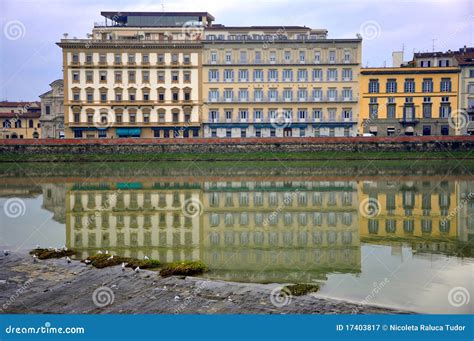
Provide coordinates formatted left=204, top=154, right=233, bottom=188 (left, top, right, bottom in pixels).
left=0, top=0, right=473, bottom=101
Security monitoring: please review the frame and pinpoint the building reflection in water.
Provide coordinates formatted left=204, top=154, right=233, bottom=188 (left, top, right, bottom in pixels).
left=60, top=177, right=473, bottom=283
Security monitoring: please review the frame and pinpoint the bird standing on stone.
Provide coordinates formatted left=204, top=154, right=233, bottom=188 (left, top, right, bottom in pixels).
left=66, top=256, right=71, bottom=264
left=144, top=255, right=149, bottom=260
left=97, top=250, right=103, bottom=254
left=134, top=266, right=140, bottom=273
left=107, top=255, right=114, bottom=261
left=3, top=250, right=9, bottom=256
left=121, top=262, right=126, bottom=271
left=33, top=254, right=38, bottom=263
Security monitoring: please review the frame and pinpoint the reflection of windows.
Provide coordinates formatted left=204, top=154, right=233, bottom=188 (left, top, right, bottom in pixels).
left=313, top=193, right=322, bottom=206
left=440, top=220, right=450, bottom=233
left=385, top=219, right=396, bottom=233
left=255, top=213, right=263, bottom=226
left=284, top=213, right=293, bottom=226
left=269, top=232, right=278, bottom=246
left=299, top=213, right=308, bottom=226
left=403, top=220, right=414, bottom=233
left=342, top=213, right=352, bottom=226
left=209, top=193, right=219, bottom=207
left=328, top=212, right=336, bottom=226
left=368, top=219, right=379, bottom=234
left=239, top=193, right=249, bottom=206
left=421, top=219, right=432, bottom=233
left=254, top=232, right=264, bottom=245
left=313, top=231, right=323, bottom=245
left=210, top=213, right=219, bottom=226
left=240, top=213, right=249, bottom=225
left=313, top=213, right=322, bottom=226
left=225, top=213, right=234, bottom=226
left=342, top=231, right=352, bottom=244
left=254, top=193, right=263, bottom=206
left=327, top=231, right=337, bottom=244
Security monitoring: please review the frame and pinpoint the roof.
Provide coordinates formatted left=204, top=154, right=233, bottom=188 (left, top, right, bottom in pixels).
left=206, top=25, right=313, bottom=31
left=0, top=101, right=40, bottom=108
left=455, top=53, right=474, bottom=66
left=101, top=11, right=215, bottom=21
left=361, top=67, right=460, bottom=75
left=0, top=111, right=41, bottom=118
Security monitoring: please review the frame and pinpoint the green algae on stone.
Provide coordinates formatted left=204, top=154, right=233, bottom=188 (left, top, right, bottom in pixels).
left=126, top=259, right=161, bottom=269
left=160, top=261, right=208, bottom=277
left=29, top=248, right=75, bottom=260
left=283, top=283, right=320, bottom=296
left=82, top=253, right=128, bottom=269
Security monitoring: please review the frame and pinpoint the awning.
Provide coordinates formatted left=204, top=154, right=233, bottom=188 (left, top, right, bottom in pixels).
left=405, top=126, right=414, bottom=133
left=387, top=127, right=395, bottom=131
left=116, top=128, right=141, bottom=137
left=369, top=126, right=378, bottom=132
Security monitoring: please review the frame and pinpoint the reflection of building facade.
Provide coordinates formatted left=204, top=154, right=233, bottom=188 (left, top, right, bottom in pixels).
left=201, top=180, right=361, bottom=282
left=457, top=181, right=474, bottom=243
left=358, top=180, right=459, bottom=254
left=65, top=182, right=201, bottom=261
left=41, top=184, right=66, bottom=224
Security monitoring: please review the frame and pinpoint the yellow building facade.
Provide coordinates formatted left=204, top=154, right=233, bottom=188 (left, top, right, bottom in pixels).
left=0, top=101, right=42, bottom=139
left=359, top=67, right=460, bottom=136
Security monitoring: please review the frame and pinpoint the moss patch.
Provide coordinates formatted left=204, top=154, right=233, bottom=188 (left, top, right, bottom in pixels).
left=160, top=261, right=208, bottom=277
left=82, top=254, right=128, bottom=269
left=29, top=248, right=75, bottom=260
left=283, top=283, right=320, bottom=296
left=126, top=259, right=161, bottom=269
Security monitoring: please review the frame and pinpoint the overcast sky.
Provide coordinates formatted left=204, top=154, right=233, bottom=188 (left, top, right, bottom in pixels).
left=0, top=0, right=473, bottom=101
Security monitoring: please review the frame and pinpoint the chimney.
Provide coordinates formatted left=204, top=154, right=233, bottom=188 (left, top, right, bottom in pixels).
left=392, top=51, right=404, bottom=67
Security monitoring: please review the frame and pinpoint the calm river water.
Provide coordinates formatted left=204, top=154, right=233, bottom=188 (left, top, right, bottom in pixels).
left=0, top=161, right=473, bottom=314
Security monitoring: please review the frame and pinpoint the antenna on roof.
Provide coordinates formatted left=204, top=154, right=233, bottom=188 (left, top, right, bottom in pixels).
left=63, top=33, right=68, bottom=39
left=161, top=4, right=165, bottom=11
left=432, top=38, right=437, bottom=52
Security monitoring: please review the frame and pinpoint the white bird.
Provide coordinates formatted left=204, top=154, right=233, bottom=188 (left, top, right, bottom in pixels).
left=134, top=266, right=140, bottom=273
left=144, top=255, right=149, bottom=260
left=97, top=250, right=103, bottom=254
left=84, top=259, right=92, bottom=264
left=121, top=262, right=126, bottom=271
left=107, top=255, right=114, bottom=261
left=66, top=256, right=71, bottom=264
left=3, top=250, right=9, bottom=256
left=174, top=295, right=181, bottom=301
left=62, top=245, right=68, bottom=251
left=33, top=254, right=38, bottom=263
left=105, top=250, right=109, bottom=254
left=54, top=248, right=60, bottom=253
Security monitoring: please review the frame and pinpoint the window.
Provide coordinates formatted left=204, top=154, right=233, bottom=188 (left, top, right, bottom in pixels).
left=253, top=69, right=263, bottom=81
left=157, top=71, right=165, bottom=83
left=72, top=53, right=79, bottom=64
left=157, top=54, right=164, bottom=64
left=314, top=51, right=321, bottom=64
left=239, top=110, right=248, bottom=122
left=268, top=69, right=278, bottom=81
left=223, top=69, right=234, bottom=82
left=226, top=128, right=232, bottom=137
left=283, top=69, right=293, bottom=81
left=142, top=53, right=149, bottom=64
left=438, top=59, right=450, bottom=67
left=45, top=105, right=50, bottom=115
left=183, top=54, right=190, bottom=64
left=225, top=51, right=232, bottom=63
left=128, top=53, right=135, bottom=64
left=209, top=110, right=219, bottom=122
left=255, top=51, right=261, bottom=63
left=238, top=89, right=248, bottom=102
left=73, top=92, right=80, bottom=101
left=283, top=89, right=292, bottom=101
left=420, top=60, right=431, bottom=67
left=85, top=53, right=93, bottom=64
left=86, top=92, right=93, bottom=103
left=423, top=98, right=432, bottom=118
left=254, top=89, right=263, bottom=102
left=298, top=109, right=307, bottom=121
left=327, top=88, right=337, bottom=101
left=269, top=89, right=278, bottom=101
left=329, top=50, right=336, bottom=63
left=284, top=51, right=291, bottom=62
left=113, top=53, right=121, bottom=64
left=72, top=71, right=79, bottom=82
left=128, top=71, right=136, bottom=83
left=171, top=54, right=179, bottom=64
left=387, top=102, right=396, bottom=118
left=239, top=51, right=247, bottom=63
left=225, top=110, right=232, bottom=121
left=297, top=69, right=308, bottom=81
left=298, top=88, right=308, bottom=101
left=440, top=104, right=451, bottom=118
left=328, top=108, right=336, bottom=122
left=369, top=79, right=379, bottom=93
left=386, top=79, right=397, bottom=93
left=327, top=69, right=338, bottom=81
left=254, top=109, right=263, bottom=121
left=209, top=89, right=219, bottom=102
left=312, top=69, right=322, bottom=81
left=183, top=71, right=191, bottom=83
left=299, top=51, right=306, bottom=63
left=342, top=88, right=352, bottom=100
left=171, top=71, right=179, bottom=82
left=342, top=68, right=352, bottom=81
left=142, top=71, right=150, bottom=83
left=86, top=71, right=93, bottom=83
left=344, top=50, right=351, bottom=63
left=422, top=78, right=433, bottom=92
left=369, top=98, right=378, bottom=119
left=238, top=69, right=248, bottom=82
left=269, top=51, right=276, bottom=63
left=209, top=69, right=219, bottom=82
left=114, top=71, right=122, bottom=83
left=312, top=88, right=322, bottom=101
left=404, top=79, right=415, bottom=93
left=440, top=78, right=452, bottom=92
left=224, top=89, right=233, bottom=101
left=342, top=109, right=352, bottom=120
left=313, top=109, right=322, bottom=121
left=100, top=92, right=107, bottom=103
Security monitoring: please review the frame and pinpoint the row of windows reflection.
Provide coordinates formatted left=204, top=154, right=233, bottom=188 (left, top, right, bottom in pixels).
left=208, top=230, right=355, bottom=246
left=368, top=219, right=451, bottom=234
left=72, top=213, right=194, bottom=229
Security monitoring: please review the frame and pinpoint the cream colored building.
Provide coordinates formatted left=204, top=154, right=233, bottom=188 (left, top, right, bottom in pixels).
left=57, top=12, right=212, bottom=138
left=202, top=28, right=362, bottom=137
left=0, top=101, right=41, bottom=139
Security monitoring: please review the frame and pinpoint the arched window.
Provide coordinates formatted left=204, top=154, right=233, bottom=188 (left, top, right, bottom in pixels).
left=3, top=120, right=11, bottom=128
